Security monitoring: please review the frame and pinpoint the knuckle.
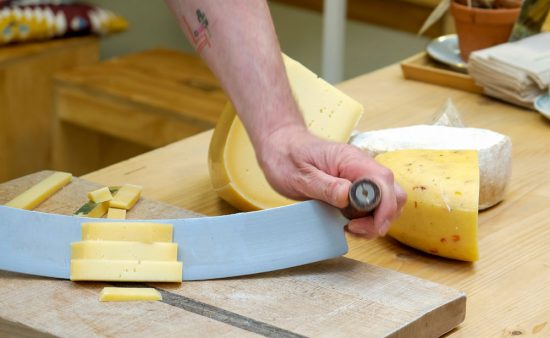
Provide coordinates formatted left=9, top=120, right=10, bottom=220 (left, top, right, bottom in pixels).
left=323, top=180, right=341, bottom=202
left=378, top=167, right=394, bottom=182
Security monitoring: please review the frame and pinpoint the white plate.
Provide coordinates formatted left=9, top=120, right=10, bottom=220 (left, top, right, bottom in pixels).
left=534, top=94, right=550, bottom=120
left=426, top=34, right=467, bottom=73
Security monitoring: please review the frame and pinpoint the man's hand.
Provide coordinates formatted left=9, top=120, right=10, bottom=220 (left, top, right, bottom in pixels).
left=167, top=0, right=406, bottom=236
left=258, top=125, right=407, bottom=238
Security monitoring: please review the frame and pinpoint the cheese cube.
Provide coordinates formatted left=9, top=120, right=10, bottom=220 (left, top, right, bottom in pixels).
left=107, top=208, right=126, bottom=220
left=376, top=150, right=480, bottom=261
left=109, top=184, right=142, bottom=210
left=82, top=222, right=173, bottom=243
left=5, top=172, right=72, bottom=210
left=87, top=187, right=113, bottom=203
left=70, top=260, right=182, bottom=282
left=71, top=241, right=178, bottom=261
left=99, top=287, right=162, bottom=302
left=75, top=186, right=120, bottom=218
left=208, top=54, right=363, bottom=211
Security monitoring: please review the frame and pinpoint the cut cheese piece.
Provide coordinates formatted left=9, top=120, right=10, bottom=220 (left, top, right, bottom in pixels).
left=99, top=287, right=162, bottom=302
left=82, top=222, right=173, bottom=243
left=208, top=54, right=363, bottom=211
left=5, top=172, right=72, bottom=210
left=376, top=150, right=480, bottom=262
left=109, top=184, right=142, bottom=210
left=70, top=259, right=182, bottom=282
left=75, top=201, right=110, bottom=218
left=74, top=187, right=120, bottom=218
left=107, top=208, right=126, bottom=220
left=351, top=125, right=511, bottom=210
left=88, top=187, right=113, bottom=203
left=71, top=241, right=178, bottom=261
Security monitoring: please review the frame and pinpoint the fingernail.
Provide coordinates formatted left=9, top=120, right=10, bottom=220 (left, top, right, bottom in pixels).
left=350, top=225, right=368, bottom=235
left=378, top=220, right=391, bottom=236
left=336, top=181, right=349, bottom=207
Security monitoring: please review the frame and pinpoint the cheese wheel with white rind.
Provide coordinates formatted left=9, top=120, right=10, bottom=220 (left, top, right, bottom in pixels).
left=351, top=125, right=511, bottom=210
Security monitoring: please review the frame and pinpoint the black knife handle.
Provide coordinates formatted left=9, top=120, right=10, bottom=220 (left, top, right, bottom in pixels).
left=341, top=179, right=381, bottom=219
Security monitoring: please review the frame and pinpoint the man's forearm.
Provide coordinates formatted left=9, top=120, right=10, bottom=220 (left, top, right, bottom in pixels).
left=166, top=0, right=306, bottom=157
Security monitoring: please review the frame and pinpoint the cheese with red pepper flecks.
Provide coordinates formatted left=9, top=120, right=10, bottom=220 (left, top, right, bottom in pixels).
left=376, top=149, right=479, bottom=261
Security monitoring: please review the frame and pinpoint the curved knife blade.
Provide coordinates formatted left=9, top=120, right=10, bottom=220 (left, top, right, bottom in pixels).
left=0, top=200, right=348, bottom=281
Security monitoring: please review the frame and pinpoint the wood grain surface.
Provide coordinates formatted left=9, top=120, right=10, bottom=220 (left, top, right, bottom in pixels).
left=84, top=64, right=550, bottom=337
left=0, top=37, right=99, bottom=182
left=52, top=49, right=227, bottom=176
left=0, top=171, right=465, bottom=338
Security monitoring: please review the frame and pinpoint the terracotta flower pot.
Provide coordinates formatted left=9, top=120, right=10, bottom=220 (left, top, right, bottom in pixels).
left=450, top=1, right=521, bottom=61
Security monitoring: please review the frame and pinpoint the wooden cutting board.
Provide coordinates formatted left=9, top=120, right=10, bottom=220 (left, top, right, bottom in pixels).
left=0, top=171, right=466, bottom=338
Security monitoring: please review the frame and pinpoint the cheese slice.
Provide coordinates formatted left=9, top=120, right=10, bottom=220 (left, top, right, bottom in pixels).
left=376, top=150, right=480, bottom=261
left=82, top=222, right=173, bottom=243
left=71, top=241, right=178, bottom=261
left=208, top=54, right=363, bottom=211
left=107, top=208, right=126, bottom=220
left=88, top=187, right=113, bottom=203
left=99, top=287, right=162, bottom=302
left=109, top=184, right=142, bottom=210
left=5, top=172, right=72, bottom=210
left=70, top=260, right=182, bottom=282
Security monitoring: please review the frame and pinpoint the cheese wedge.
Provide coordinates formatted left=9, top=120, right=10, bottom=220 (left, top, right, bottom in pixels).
left=107, top=208, right=126, bottom=220
left=71, top=241, right=178, bottom=261
left=88, top=187, right=113, bottom=203
left=109, top=184, right=142, bottom=210
left=208, top=54, right=363, bottom=211
left=82, top=222, right=173, bottom=243
left=70, top=260, right=182, bottom=282
left=352, top=125, right=511, bottom=209
left=74, top=187, right=120, bottom=218
left=99, top=287, right=162, bottom=302
left=376, top=150, right=480, bottom=261
left=5, top=172, right=72, bottom=210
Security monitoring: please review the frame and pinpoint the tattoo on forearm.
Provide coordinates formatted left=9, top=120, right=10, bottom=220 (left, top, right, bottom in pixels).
left=182, top=9, right=211, bottom=52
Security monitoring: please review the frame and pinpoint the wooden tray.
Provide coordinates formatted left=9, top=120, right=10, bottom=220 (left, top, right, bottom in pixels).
left=401, top=52, right=483, bottom=94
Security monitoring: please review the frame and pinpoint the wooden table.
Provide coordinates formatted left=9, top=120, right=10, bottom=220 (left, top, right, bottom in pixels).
left=84, top=63, right=550, bottom=337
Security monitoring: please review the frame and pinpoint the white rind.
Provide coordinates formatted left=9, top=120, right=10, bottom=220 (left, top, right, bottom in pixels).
left=350, top=125, right=512, bottom=210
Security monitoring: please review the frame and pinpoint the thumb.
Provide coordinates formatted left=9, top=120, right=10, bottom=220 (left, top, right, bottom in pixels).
left=299, top=170, right=351, bottom=209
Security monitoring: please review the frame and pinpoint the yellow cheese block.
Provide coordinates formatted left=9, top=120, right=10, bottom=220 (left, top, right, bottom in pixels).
left=87, top=187, right=113, bottom=203
left=107, top=208, right=126, bottom=220
left=71, top=241, right=178, bottom=261
left=376, top=150, right=480, bottom=262
left=82, top=222, right=173, bottom=243
left=208, top=54, right=363, bottom=211
left=99, top=287, right=162, bottom=302
left=5, top=172, right=72, bottom=210
left=109, top=184, right=142, bottom=210
left=70, top=259, right=182, bottom=282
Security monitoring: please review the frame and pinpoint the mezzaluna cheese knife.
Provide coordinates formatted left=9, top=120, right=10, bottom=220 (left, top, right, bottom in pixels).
left=0, top=180, right=380, bottom=281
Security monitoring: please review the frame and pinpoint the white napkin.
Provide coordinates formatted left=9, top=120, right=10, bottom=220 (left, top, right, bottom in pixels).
left=469, top=32, right=550, bottom=108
